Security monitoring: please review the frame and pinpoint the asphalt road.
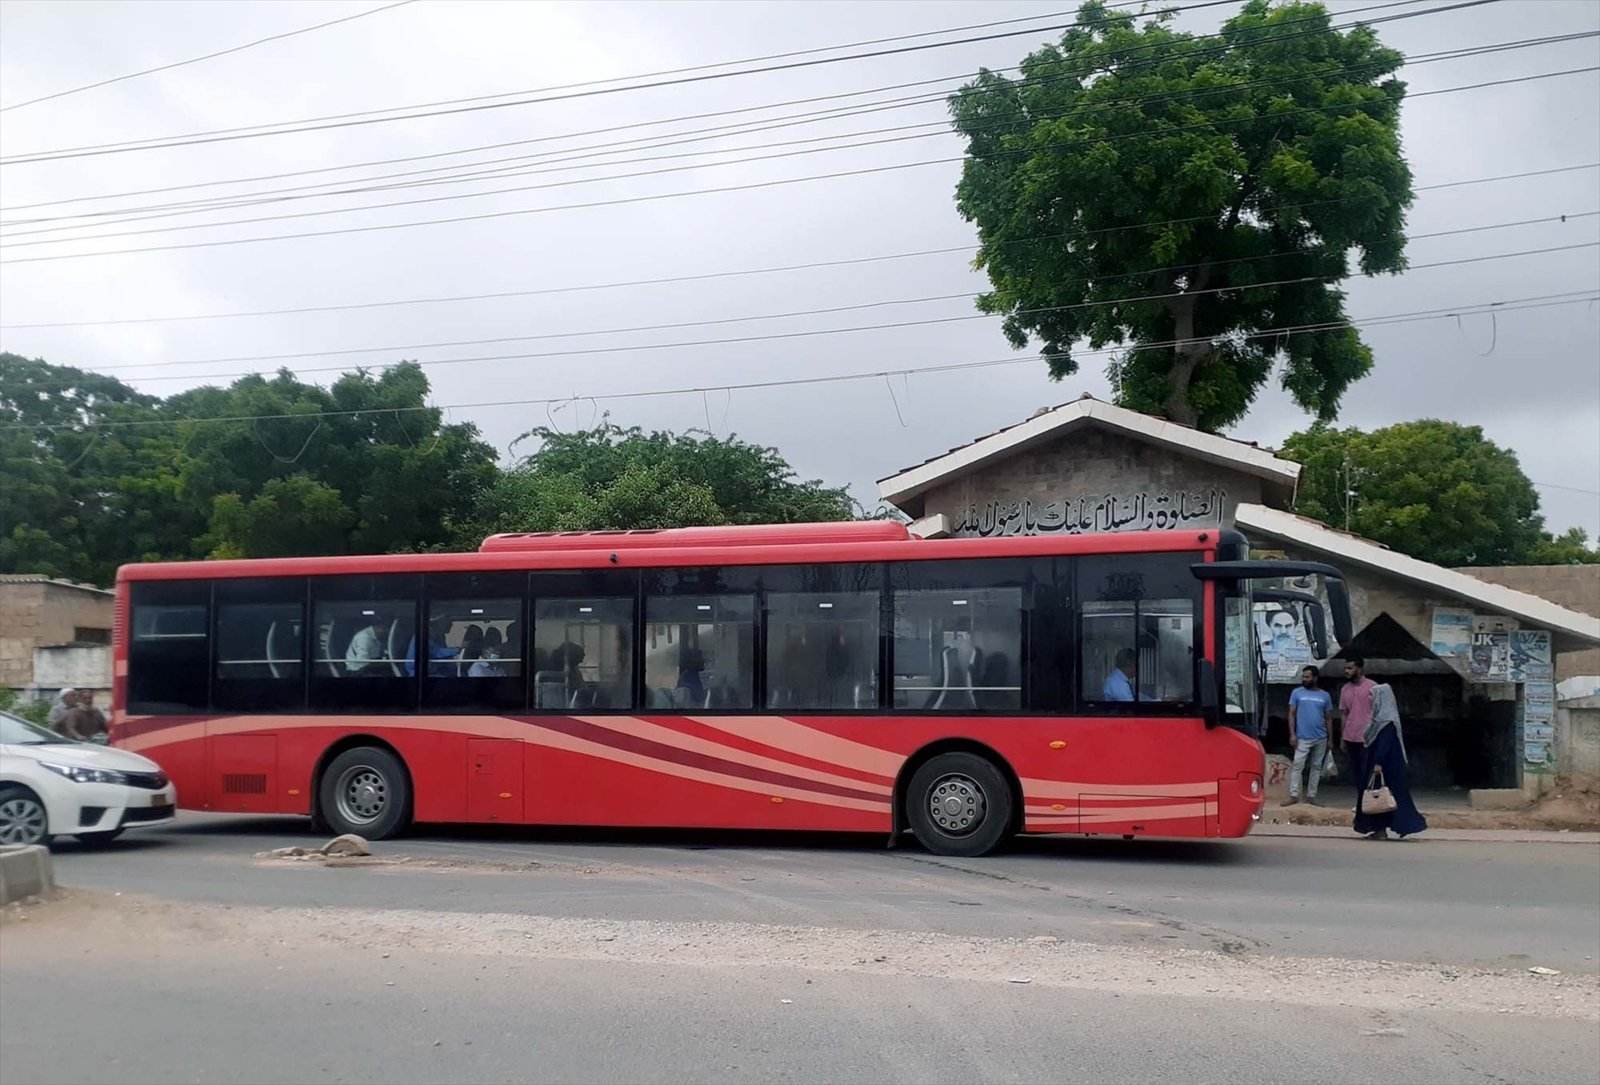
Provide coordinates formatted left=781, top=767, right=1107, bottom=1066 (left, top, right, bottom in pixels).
left=36, top=813, right=1600, bottom=970
left=2, top=815, right=1597, bottom=1085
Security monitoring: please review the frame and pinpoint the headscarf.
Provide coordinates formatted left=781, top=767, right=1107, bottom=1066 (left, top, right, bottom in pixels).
left=48, top=688, right=76, bottom=726
left=1365, top=682, right=1408, bottom=762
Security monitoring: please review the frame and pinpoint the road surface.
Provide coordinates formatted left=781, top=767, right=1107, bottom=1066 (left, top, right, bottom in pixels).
left=2, top=814, right=1596, bottom=1084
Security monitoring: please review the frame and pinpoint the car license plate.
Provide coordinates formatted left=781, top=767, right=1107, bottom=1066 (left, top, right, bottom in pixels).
left=151, top=794, right=165, bottom=807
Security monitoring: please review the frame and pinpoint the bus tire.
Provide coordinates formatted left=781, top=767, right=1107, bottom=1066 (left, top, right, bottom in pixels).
left=905, top=752, right=1013, bottom=857
left=318, top=747, right=411, bottom=840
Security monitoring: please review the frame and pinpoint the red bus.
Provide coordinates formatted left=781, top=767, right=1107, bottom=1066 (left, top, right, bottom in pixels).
left=110, top=522, right=1349, bottom=856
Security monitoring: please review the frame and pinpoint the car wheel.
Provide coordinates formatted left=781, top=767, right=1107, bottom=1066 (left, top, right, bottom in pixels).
left=317, top=747, right=411, bottom=840
left=0, top=785, right=51, bottom=847
left=905, top=752, right=1014, bottom=858
left=74, top=828, right=125, bottom=846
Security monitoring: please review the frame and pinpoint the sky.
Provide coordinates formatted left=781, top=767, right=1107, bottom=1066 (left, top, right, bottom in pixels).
left=1, top=0, right=1597, bottom=539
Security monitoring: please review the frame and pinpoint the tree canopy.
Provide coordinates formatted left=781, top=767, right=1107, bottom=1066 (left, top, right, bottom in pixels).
left=461, top=421, right=857, bottom=540
left=0, top=355, right=496, bottom=583
left=951, top=0, right=1411, bottom=430
left=1280, top=420, right=1597, bottom=566
left=1, top=358, right=858, bottom=584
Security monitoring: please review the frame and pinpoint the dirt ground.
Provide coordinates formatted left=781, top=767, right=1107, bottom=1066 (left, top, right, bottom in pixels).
left=1266, top=777, right=1600, bottom=832
left=5, top=890, right=1597, bottom=1022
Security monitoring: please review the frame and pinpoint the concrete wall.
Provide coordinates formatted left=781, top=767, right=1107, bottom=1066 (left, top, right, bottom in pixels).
left=1458, top=565, right=1600, bottom=681
left=921, top=427, right=1266, bottom=538
left=0, top=580, right=114, bottom=691
left=1556, top=695, right=1600, bottom=780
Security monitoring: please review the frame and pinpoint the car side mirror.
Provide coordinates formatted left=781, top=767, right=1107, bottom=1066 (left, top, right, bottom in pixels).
left=1198, top=659, right=1219, bottom=728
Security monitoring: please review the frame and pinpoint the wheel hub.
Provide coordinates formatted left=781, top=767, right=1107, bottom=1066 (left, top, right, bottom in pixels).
left=927, top=774, right=986, bottom=835
left=336, top=767, right=388, bottom=824
left=0, top=797, right=47, bottom=845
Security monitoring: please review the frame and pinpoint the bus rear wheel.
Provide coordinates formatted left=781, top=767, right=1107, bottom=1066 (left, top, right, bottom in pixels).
left=317, top=747, right=411, bottom=840
left=905, top=752, right=1013, bottom=857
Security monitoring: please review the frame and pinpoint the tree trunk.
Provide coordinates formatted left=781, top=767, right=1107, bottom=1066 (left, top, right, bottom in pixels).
left=1163, top=290, right=1212, bottom=428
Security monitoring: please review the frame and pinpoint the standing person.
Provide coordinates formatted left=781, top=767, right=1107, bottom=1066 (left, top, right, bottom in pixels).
left=57, top=692, right=108, bottom=744
left=1353, top=683, right=1427, bottom=840
left=47, top=688, right=76, bottom=730
left=1336, top=655, right=1377, bottom=794
left=1283, top=666, right=1333, bottom=806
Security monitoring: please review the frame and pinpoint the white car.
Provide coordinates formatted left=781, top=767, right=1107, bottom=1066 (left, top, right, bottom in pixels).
left=0, top=710, right=177, bottom=846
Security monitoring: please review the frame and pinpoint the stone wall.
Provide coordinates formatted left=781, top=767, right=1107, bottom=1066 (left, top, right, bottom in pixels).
left=921, top=427, right=1266, bottom=538
left=0, top=580, right=114, bottom=691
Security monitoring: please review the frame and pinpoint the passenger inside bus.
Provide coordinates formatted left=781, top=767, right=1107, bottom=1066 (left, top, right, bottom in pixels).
left=345, top=616, right=388, bottom=674
left=1103, top=648, right=1137, bottom=702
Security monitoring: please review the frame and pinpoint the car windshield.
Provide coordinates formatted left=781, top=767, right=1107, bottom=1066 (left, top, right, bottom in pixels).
left=0, top=712, right=70, bottom=745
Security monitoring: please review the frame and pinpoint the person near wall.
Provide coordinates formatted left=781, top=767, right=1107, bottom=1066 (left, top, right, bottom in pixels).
left=1283, top=666, right=1333, bottom=807
left=1353, top=682, right=1427, bottom=840
left=48, top=687, right=77, bottom=729
left=1336, top=655, right=1377, bottom=789
left=57, top=691, right=108, bottom=744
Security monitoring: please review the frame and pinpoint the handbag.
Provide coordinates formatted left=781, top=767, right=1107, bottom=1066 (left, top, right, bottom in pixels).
left=1362, top=766, right=1398, bottom=814
left=1321, top=748, right=1338, bottom=780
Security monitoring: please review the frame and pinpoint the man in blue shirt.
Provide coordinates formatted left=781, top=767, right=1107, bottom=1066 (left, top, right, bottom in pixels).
left=1102, top=648, right=1137, bottom=702
left=1285, top=665, right=1333, bottom=805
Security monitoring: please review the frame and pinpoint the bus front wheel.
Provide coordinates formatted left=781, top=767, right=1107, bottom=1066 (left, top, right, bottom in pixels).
left=905, top=752, right=1013, bottom=857
left=317, top=747, right=411, bottom=840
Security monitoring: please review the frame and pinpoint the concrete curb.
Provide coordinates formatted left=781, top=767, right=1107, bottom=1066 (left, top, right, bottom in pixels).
left=0, top=844, right=55, bottom=904
left=1252, top=824, right=1600, bottom=844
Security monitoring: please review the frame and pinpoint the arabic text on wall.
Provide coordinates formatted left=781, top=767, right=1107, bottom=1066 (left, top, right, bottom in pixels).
left=951, top=488, right=1226, bottom=537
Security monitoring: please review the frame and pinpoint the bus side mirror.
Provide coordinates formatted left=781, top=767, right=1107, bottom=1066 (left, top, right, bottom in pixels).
left=1198, top=659, right=1219, bottom=728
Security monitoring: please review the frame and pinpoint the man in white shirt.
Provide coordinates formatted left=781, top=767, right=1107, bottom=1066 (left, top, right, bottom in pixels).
left=345, top=618, right=386, bottom=674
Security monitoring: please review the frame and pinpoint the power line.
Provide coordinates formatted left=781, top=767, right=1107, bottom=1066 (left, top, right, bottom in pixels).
left=0, top=1, right=419, bottom=113
left=1532, top=481, right=1600, bottom=497
left=56, top=216, right=1600, bottom=375
left=0, top=0, right=1459, bottom=165
left=5, top=289, right=1592, bottom=434
left=6, top=164, right=1592, bottom=329
left=8, top=64, right=1586, bottom=264
left=9, top=0, right=1499, bottom=218
left=34, top=243, right=1599, bottom=389
left=11, top=31, right=1585, bottom=237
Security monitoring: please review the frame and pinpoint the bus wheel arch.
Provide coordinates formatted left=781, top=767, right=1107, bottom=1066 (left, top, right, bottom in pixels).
left=893, top=740, right=1021, bottom=856
left=311, top=736, right=413, bottom=840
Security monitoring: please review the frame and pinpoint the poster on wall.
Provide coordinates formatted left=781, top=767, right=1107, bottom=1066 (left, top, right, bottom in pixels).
left=1469, top=632, right=1510, bottom=682
left=1523, top=742, right=1551, bottom=766
left=1255, top=604, right=1315, bottom=683
left=1429, top=607, right=1474, bottom=663
left=1509, top=630, right=1553, bottom=683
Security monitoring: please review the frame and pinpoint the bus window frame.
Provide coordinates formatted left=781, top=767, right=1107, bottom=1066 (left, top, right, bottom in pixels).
left=212, top=576, right=310, bottom=713
left=528, top=569, right=640, bottom=714
left=421, top=571, right=529, bottom=713
left=307, top=573, right=423, bottom=714
left=1075, top=551, right=1204, bottom=716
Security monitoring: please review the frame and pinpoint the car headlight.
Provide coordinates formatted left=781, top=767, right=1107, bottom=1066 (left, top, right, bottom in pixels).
left=39, top=761, right=129, bottom=785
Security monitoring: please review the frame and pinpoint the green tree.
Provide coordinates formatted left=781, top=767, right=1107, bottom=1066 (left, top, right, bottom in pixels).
left=1524, top=527, right=1600, bottom=566
left=462, top=421, right=855, bottom=540
left=0, top=355, right=498, bottom=579
left=1280, top=420, right=1556, bottom=566
left=951, top=0, right=1410, bottom=429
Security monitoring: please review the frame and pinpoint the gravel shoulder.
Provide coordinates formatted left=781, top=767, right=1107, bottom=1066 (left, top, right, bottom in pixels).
left=7, top=889, right=1596, bottom=1022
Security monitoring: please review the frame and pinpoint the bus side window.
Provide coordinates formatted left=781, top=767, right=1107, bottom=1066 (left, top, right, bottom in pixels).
left=532, top=597, right=634, bottom=711
left=1078, top=554, right=1199, bottom=710
left=308, top=574, right=420, bottom=712
left=128, top=581, right=211, bottom=714
left=214, top=577, right=307, bottom=712
left=644, top=593, right=755, bottom=711
left=765, top=590, right=879, bottom=710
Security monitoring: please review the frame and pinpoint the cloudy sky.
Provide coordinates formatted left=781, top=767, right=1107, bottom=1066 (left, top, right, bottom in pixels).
left=1, top=0, right=1597, bottom=537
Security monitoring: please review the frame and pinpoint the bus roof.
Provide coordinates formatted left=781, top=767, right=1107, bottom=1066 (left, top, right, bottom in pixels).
left=116, top=525, right=1222, bottom=583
